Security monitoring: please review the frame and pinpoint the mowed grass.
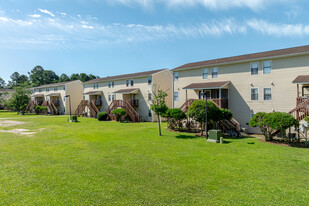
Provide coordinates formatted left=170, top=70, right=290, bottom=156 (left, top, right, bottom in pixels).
left=0, top=111, right=308, bottom=205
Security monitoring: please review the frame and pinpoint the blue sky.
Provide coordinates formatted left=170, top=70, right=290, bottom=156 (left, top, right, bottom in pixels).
left=1, top=0, right=309, bottom=82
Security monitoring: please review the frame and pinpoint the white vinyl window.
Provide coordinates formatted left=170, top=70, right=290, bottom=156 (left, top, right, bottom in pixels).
left=126, top=80, right=129, bottom=87
left=112, top=95, right=115, bottom=101
left=54, top=87, right=58, bottom=91
left=263, top=60, right=272, bottom=74
left=174, top=92, right=179, bottom=101
left=130, top=80, right=134, bottom=87
left=46, top=88, right=49, bottom=92
left=251, top=88, right=259, bottom=101
left=202, top=68, right=209, bottom=79
left=264, top=88, right=272, bottom=100
left=174, top=72, right=179, bottom=82
left=251, top=62, right=259, bottom=75
left=148, top=109, right=152, bottom=117
left=212, top=68, right=218, bottom=78
left=108, top=95, right=111, bottom=101
left=148, top=77, right=152, bottom=85
left=108, top=82, right=111, bottom=88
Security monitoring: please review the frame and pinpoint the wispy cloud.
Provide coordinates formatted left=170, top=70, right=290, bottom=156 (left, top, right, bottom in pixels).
left=0, top=9, right=308, bottom=50
left=38, top=9, right=55, bottom=17
left=107, top=0, right=290, bottom=11
left=29, top=14, right=41, bottom=18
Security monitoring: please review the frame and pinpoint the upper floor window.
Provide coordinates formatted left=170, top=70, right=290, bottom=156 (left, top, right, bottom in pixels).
left=251, top=62, right=259, bottom=75
left=174, top=72, right=179, bottom=82
left=46, top=88, right=49, bottom=92
left=130, top=80, right=134, bottom=86
left=63, top=86, right=65, bottom=90
left=148, top=77, right=152, bottom=85
left=112, top=81, right=114, bottom=88
left=93, top=83, right=98, bottom=89
left=126, top=80, right=129, bottom=87
left=263, top=60, right=272, bottom=74
left=212, top=68, right=218, bottom=78
left=54, top=87, right=58, bottom=91
left=264, top=88, right=272, bottom=100
left=203, top=68, right=209, bottom=79
left=39, top=89, right=42, bottom=92
left=174, top=92, right=179, bottom=101
left=251, top=88, right=259, bottom=101
left=109, top=81, right=114, bottom=88
left=108, top=95, right=111, bottom=101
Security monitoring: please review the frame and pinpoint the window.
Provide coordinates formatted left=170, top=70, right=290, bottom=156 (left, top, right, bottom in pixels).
left=148, top=109, right=152, bottom=118
left=126, top=80, right=129, bottom=87
left=174, top=92, right=179, bottom=101
left=264, top=88, right=272, bottom=100
left=263, top=60, right=272, bottom=74
left=112, top=81, right=114, bottom=88
left=108, top=95, right=111, bottom=101
left=212, top=68, right=218, bottom=78
left=112, top=95, right=115, bottom=101
left=54, top=87, right=58, bottom=91
left=250, top=111, right=255, bottom=119
left=130, top=80, right=134, bottom=87
left=93, top=84, right=98, bottom=89
left=174, top=72, right=179, bottom=82
left=83, top=95, right=85, bottom=100
left=108, top=82, right=111, bottom=88
left=251, top=88, right=259, bottom=101
left=251, top=62, right=259, bottom=75
left=39, top=89, right=42, bottom=92
left=93, top=84, right=96, bottom=89
left=148, top=77, right=152, bottom=85
left=203, top=68, right=209, bottom=79
left=63, top=86, right=65, bottom=90
left=46, top=88, right=49, bottom=92
left=148, top=93, right=152, bottom=101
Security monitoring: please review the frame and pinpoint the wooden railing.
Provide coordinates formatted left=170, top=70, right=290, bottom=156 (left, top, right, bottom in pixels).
left=105, top=100, right=140, bottom=122
left=124, top=100, right=140, bottom=122
left=289, top=99, right=309, bottom=121
left=179, top=99, right=196, bottom=113
left=129, top=99, right=139, bottom=107
left=95, top=99, right=102, bottom=106
left=211, top=99, right=228, bottom=109
left=52, top=99, right=60, bottom=106
left=297, top=97, right=309, bottom=105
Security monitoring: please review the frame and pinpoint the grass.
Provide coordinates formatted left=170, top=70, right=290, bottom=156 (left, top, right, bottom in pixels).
left=0, top=111, right=309, bottom=205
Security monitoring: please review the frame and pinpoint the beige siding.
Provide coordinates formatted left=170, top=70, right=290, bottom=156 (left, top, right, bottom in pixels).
left=65, top=81, right=83, bottom=115
left=174, top=54, right=309, bottom=133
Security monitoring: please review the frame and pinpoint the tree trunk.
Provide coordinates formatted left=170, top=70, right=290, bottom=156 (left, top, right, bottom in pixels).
left=157, top=115, right=162, bottom=136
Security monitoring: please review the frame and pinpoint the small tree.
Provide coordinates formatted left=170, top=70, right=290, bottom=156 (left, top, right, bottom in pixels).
left=150, top=89, right=168, bottom=136
left=249, top=112, right=299, bottom=141
left=165, top=108, right=186, bottom=130
left=7, top=87, right=30, bottom=114
left=112, top=108, right=126, bottom=122
left=97, top=112, right=108, bottom=121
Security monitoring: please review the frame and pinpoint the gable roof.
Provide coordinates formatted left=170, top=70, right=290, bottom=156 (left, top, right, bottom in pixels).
left=85, top=69, right=165, bottom=84
left=292, top=75, right=309, bottom=84
left=30, top=80, right=78, bottom=90
left=172, top=45, right=309, bottom=71
left=183, top=81, right=230, bottom=90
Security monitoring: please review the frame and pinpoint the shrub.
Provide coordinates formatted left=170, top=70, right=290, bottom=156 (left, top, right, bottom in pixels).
left=249, top=112, right=299, bottom=141
left=71, top=115, right=78, bottom=122
left=34, top=106, right=47, bottom=115
left=112, top=108, right=126, bottom=122
left=165, top=108, right=186, bottom=130
left=97, top=112, right=108, bottom=121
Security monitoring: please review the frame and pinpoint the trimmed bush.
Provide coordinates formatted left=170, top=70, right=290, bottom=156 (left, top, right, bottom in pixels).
left=34, top=106, right=47, bottom=115
left=71, top=115, right=78, bottom=122
left=112, top=108, right=126, bottom=122
left=97, top=112, right=108, bottom=121
left=165, top=108, right=186, bottom=130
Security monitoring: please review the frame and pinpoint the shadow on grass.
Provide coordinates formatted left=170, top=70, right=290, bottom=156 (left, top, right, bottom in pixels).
left=223, top=136, right=255, bottom=140
left=176, top=134, right=200, bottom=139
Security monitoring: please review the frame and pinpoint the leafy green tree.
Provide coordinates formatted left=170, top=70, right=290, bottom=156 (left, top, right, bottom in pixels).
left=59, top=73, right=70, bottom=82
left=29, top=66, right=45, bottom=86
left=42, top=70, right=59, bottom=84
left=88, top=74, right=99, bottom=80
left=249, top=112, right=299, bottom=141
left=0, top=77, right=5, bottom=88
left=7, top=72, right=30, bottom=88
left=112, top=108, right=126, bottom=122
left=150, top=89, right=168, bottom=136
left=79, top=73, right=90, bottom=82
left=7, top=87, right=31, bottom=113
left=165, top=108, right=186, bottom=130
left=70, top=73, right=80, bottom=81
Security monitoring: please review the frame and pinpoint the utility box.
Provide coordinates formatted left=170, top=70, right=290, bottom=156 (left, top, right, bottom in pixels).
left=207, top=130, right=222, bottom=143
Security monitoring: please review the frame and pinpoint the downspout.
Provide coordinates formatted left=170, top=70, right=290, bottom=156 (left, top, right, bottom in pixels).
left=172, top=71, right=174, bottom=109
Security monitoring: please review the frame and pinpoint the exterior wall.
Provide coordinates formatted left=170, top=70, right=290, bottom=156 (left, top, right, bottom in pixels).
left=65, top=81, right=83, bottom=115
left=173, top=54, right=309, bottom=133
left=30, top=80, right=83, bottom=115
left=0, top=90, right=13, bottom=102
left=152, top=69, right=173, bottom=121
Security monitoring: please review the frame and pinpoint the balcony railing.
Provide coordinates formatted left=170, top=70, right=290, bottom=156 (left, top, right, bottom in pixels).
left=95, top=99, right=102, bottom=106
left=297, top=96, right=309, bottom=105
left=211, top=98, right=228, bottom=109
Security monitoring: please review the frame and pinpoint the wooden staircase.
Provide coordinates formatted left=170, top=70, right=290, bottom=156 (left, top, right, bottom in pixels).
left=288, top=99, right=309, bottom=121
left=75, top=100, right=99, bottom=118
left=179, top=99, right=241, bottom=134
left=106, top=100, right=140, bottom=122
left=41, top=101, right=58, bottom=115
left=26, top=101, right=36, bottom=113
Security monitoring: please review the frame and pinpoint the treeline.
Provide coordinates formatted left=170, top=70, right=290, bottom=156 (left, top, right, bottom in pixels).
left=0, top=65, right=99, bottom=89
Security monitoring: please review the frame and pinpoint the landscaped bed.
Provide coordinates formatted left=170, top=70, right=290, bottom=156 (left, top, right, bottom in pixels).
left=0, top=111, right=308, bottom=205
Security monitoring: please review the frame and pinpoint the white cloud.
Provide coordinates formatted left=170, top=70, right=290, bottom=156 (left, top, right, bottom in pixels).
left=82, top=24, right=94, bottom=29
left=29, top=14, right=41, bottom=18
left=38, top=9, right=55, bottom=17
left=0, top=17, right=9, bottom=22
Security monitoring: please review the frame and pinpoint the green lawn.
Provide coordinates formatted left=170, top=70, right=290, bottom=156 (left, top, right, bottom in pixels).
left=0, top=111, right=308, bottom=205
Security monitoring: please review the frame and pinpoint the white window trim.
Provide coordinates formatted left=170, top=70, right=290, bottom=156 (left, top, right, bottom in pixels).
left=174, top=91, right=179, bottom=101
left=174, top=72, right=179, bottom=82
left=211, top=67, right=218, bottom=79
left=263, top=87, right=272, bottom=101
left=262, top=60, right=272, bottom=74
left=202, top=68, right=209, bottom=79
left=250, top=62, right=259, bottom=76
left=250, top=88, right=259, bottom=101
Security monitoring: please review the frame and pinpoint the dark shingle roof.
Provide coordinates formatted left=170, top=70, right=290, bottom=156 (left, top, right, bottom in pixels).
left=31, top=80, right=77, bottom=89
left=85, top=69, right=165, bottom=84
left=292, top=75, right=309, bottom=84
left=183, top=81, right=230, bottom=89
left=173, top=45, right=309, bottom=71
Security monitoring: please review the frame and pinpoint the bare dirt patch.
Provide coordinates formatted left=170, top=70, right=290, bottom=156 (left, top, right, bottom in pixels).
left=0, top=129, right=36, bottom=135
left=0, top=120, right=25, bottom=127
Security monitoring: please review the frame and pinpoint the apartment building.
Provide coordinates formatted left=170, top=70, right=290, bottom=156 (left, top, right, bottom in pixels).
left=78, top=69, right=172, bottom=122
left=29, top=80, right=83, bottom=115
left=172, top=45, right=309, bottom=133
